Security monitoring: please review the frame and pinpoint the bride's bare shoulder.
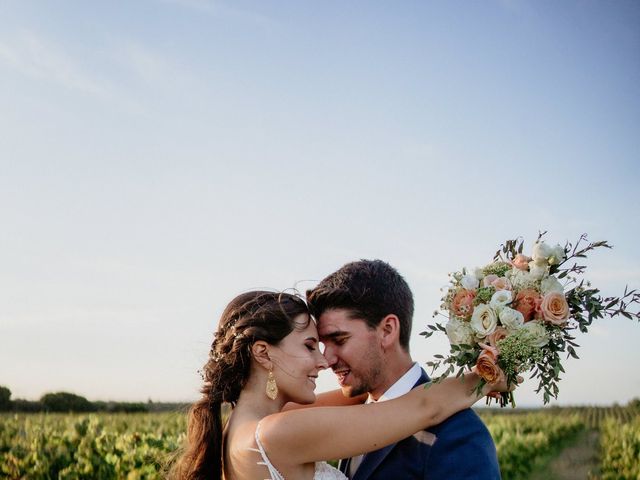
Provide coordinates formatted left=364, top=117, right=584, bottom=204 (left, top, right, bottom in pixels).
left=223, top=419, right=263, bottom=479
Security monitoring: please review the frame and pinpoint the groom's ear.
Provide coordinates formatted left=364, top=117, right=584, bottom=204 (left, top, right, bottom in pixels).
left=378, top=314, right=400, bottom=349
left=251, top=341, right=273, bottom=369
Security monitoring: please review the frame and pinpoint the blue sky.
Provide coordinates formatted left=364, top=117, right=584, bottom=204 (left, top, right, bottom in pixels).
left=1, top=0, right=639, bottom=407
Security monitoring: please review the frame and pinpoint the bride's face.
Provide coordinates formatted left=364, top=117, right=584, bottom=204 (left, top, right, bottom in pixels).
left=269, top=314, right=329, bottom=404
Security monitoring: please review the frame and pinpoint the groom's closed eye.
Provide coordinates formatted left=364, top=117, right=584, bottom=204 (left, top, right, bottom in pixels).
left=322, top=332, right=349, bottom=346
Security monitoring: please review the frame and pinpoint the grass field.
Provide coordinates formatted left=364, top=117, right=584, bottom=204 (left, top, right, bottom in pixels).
left=1, top=403, right=638, bottom=479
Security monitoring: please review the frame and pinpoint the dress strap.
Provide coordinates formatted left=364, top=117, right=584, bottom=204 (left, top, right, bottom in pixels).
left=253, top=420, right=286, bottom=480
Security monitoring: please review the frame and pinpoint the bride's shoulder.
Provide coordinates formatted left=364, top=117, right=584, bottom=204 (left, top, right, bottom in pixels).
left=224, top=419, right=276, bottom=479
left=224, top=418, right=260, bottom=462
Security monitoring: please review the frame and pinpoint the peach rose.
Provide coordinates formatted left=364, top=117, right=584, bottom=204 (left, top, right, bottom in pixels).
left=540, top=291, right=570, bottom=325
left=451, top=289, right=476, bottom=319
left=511, top=254, right=532, bottom=271
left=491, top=277, right=512, bottom=291
left=475, top=347, right=505, bottom=384
left=486, top=327, right=509, bottom=351
left=514, top=288, right=543, bottom=322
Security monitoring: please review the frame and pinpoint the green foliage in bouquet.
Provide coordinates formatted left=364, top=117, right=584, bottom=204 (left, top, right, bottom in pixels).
left=422, top=233, right=640, bottom=407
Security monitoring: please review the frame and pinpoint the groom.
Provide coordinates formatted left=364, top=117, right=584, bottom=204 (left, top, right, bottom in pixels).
left=306, top=259, right=501, bottom=480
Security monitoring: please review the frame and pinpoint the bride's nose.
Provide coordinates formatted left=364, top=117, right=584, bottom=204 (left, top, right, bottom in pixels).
left=316, top=351, right=329, bottom=370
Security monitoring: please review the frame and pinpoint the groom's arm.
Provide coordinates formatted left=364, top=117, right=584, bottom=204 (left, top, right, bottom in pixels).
left=283, top=389, right=367, bottom=411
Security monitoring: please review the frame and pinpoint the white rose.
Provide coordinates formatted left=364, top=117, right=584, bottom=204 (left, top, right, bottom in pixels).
left=490, top=290, right=513, bottom=314
left=470, top=304, right=498, bottom=338
left=523, top=320, right=550, bottom=347
left=499, top=307, right=525, bottom=330
left=445, top=318, right=475, bottom=346
left=548, top=244, right=566, bottom=265
left=509, top=269, right=535, bottom=290
left=461, top=274, right=479, bottom=290
left=528, top=261, right=548, bottom=280
left=541, top=276, right=564, bottom=295
left=532, top=241, right=553, bottom=263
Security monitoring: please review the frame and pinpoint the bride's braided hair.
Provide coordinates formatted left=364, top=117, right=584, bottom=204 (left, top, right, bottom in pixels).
left=168, top=291, right=309, bottom=480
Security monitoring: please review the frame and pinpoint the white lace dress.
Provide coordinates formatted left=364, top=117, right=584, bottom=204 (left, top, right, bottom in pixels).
left=251, top=422, right=348, bottom=480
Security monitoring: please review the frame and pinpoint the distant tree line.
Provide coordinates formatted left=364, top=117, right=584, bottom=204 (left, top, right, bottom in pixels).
left=0, top=386, right=187, bottom=413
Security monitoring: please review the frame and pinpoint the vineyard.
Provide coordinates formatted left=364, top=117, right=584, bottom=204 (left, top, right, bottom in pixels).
left=1, top=404, right=638, bottom=479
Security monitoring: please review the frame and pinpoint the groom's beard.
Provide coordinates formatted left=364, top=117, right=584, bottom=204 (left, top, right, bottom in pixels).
left=346, top=366, right=382, bottom=397
left=338, top=347, right=385, bottom=397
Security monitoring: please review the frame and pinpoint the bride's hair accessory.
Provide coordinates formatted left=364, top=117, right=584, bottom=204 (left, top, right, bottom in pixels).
left=265, top=368, right=278, bottom=400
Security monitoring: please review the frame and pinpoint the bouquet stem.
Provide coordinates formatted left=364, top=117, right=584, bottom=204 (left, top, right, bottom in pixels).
left=500, top=391, right=515, bottom=408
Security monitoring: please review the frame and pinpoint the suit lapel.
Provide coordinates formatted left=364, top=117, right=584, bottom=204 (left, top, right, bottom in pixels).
left=352, top=443, right=395, bottom=480
left=352, top=369, right=431, bottom=480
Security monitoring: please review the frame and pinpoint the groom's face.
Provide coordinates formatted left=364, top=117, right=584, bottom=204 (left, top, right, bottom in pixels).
left=317, top=308, right=385, bottom=398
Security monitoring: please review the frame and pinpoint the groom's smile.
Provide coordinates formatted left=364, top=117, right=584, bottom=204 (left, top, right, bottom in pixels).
left=332, top=368, right=351, bottom=386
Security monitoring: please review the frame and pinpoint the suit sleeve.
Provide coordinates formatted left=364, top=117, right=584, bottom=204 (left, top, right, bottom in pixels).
left=422, top=409, right=501, bottom=480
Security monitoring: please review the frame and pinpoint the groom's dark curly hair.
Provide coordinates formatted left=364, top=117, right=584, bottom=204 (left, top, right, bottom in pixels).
left=306, top=259, right=414, bottom=351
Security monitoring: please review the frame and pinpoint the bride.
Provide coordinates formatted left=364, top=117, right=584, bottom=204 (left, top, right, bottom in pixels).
left=168, top=291, right=512, bottom=480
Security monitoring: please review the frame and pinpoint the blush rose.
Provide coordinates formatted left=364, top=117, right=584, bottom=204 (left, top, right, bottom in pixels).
left=511, top=254, right=531, bottom=271
left=514, top=288, right=543, bottom=322
left=540, top=291, right=570, bottom=325
left=451, top=289, right=476, bottom=319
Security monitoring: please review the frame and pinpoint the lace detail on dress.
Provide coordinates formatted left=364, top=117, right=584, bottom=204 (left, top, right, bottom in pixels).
left=251, top=421, right=348, bottom=480
left=314, top=461, right=349, bottom=480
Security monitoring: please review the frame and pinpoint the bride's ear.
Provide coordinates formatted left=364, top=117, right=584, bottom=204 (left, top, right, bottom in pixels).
left=251, top=341, right=273, bottom=370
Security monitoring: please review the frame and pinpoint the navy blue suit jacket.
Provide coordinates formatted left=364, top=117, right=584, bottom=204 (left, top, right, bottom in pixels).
left=339, top=369, right=501, bottom=480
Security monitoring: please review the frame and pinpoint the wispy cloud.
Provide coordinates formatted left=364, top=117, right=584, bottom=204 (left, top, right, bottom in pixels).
left=0, top=30, right=194, bottom=115
left=0, top=30, right=110, bottom=97
left=112, top=40, right=201, bottom=93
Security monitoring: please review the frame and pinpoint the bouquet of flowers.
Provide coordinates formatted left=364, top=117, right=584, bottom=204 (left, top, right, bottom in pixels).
left=422, top=233, right=640, bottom=407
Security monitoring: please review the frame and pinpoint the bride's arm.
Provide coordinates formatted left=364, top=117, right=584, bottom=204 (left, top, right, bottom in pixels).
left=283, top=389, right=367, bottom=411
left=260, top=372, right=505, bottom=466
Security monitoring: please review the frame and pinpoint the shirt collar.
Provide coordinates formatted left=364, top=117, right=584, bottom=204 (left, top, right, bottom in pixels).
left=368, top=362, right=422, bottom=403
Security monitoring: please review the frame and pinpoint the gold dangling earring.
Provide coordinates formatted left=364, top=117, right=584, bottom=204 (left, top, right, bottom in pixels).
left=266, top=368, right=278, bottom=400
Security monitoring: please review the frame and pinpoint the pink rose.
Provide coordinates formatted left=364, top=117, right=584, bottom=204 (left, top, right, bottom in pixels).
left=483, top=274, right=499, bottom=287
left=540, top=292, right=570, bottom=325
left=514, top=289, right=543, bottom=322
left=511, top=254, right=532, bottom=271
left=491, top=277, right=512, bottom=291
left=451, top=289, right=476, bottom=319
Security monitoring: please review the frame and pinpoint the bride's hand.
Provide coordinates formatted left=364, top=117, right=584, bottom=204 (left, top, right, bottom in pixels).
left=482, top=374, right=522, bottom=399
